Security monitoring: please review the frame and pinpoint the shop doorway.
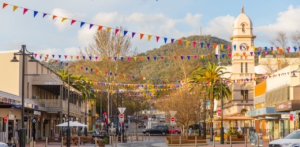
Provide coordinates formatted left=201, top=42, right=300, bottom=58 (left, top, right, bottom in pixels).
left=8, top=120, right=14, bottom=141
left=32, top=118, right=37, bottom=141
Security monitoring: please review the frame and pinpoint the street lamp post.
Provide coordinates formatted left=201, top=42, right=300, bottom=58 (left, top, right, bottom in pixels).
left=203, top=93, right=207, bottom=139
left=116, top=93, right=119, bottom=136
left=199, top=94, right=202, bottom=137
left=291, top=66, right=300, bottom=129
left=11, top=45, right=38, bottom=147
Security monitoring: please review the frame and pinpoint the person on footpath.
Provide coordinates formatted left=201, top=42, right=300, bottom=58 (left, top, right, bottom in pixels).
left=189, top=127, right=192, bottom=136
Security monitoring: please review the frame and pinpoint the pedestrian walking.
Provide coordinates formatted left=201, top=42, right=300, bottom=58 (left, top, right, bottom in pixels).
left=189, top=127, right=192, bottom=136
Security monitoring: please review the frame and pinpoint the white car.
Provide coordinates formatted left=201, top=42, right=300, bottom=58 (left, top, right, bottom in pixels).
left=269, top=130, right=300, bottom=147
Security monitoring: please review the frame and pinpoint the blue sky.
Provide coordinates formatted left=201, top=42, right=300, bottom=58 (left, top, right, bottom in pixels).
left=1, top=0, right=300, bottom=56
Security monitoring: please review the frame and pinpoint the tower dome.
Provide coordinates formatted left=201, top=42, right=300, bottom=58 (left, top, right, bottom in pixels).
left=230, top=6, right=255, bottom=40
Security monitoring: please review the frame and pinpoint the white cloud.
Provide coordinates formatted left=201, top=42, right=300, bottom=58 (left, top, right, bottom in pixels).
left=254, top=5, right=300, bottom=43
left=204, top=15, right=236, bottom=40
left=124, top=13, right=165, bottom=23
left=92, top=12, right=123, bottom=25
left=182, top=13, right=202, bottom=28
left=51, top=8, right=86, bottom=32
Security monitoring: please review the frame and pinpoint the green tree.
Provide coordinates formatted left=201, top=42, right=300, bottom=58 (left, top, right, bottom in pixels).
left=189, top=62, right=231, bottom=135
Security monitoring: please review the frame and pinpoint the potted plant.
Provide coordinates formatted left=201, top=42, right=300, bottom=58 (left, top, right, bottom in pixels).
left=98, top=138, right=109, bottom=147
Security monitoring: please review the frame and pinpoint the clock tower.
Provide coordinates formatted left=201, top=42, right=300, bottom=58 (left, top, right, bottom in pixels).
left=226, top=6, right=256, bottom=116
left=230, top=6, right=256, bottom=80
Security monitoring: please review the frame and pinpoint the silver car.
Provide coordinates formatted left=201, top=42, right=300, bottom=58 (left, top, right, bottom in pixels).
left=269, top=130, right=300, bottom=147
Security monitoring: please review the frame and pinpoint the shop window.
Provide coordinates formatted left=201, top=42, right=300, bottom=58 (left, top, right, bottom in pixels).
left=245, top=63, right=248, bottom=73
left=242, top=24, right=245, bottom=33
left=241, top=90, right=248, bottom=100
left=0, top=118, right=4, bottom=132
left=241, top=63, right=243, bottom=73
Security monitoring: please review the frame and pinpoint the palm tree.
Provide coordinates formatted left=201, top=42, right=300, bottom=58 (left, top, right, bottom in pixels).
left=189, top=62, right=231, bottom=138
left=56, top=69, right=69, bottom=81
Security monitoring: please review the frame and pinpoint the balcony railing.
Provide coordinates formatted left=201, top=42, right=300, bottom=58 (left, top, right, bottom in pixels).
left=33, top=99, right=82, bottom=115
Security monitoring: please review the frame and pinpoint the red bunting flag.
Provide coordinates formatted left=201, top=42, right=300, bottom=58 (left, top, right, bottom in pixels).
left=174, top=56, right=177, bottom=59
left=243, top=53, right=246, bottom=56
left=214, top=44, right=217, bottom=49
left=23, top=8, right=28, bottom=15
left=108, top=57, right=111, bottom=60
left=140, top=34, right=144, bottom=40
left=53, top=15, right=57, bottom=20
left=71, top=20, right=76, bottom=25
left=98, top=26, right=103, bottom=31
left=193, top=42, right=196, bottom=47
left=179, top=40, right=182, bottom=46
left=3, top=3, right=8, bottom=9
left=115, top=29, right=119, bottom=35
left=156, top=36, right=160, bottom=42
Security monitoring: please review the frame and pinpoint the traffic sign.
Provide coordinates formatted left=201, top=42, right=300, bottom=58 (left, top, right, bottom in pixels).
left=120, top=114, right=124, bottom=119
left=170, top=117, right=175, bottom=125
left=119, top=113, right=124, bottom=122
left=218, top=110, right=221, bottom=116
left=32, top=118, right=37, bottom=123
left=118, top=107, right=126, bottom=114
left=4, top=116, right=7, bottom=123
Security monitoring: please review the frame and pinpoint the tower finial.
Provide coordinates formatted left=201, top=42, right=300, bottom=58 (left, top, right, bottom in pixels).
left=242, top=5, right=244, bottom=13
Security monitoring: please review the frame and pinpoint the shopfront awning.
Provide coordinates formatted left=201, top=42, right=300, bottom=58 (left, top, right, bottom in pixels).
left=247, top=107, right=288, bottom=118
left=32, top=74, right=63, bottom=85
left=0, top=90, right=47, bottom=111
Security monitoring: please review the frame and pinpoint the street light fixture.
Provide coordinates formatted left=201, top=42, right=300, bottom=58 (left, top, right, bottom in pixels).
left=11, top=45, right=37, bottom=147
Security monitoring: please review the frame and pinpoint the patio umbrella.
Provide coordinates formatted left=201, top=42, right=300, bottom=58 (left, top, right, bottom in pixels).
left=56, top=121, right=87, bottom=127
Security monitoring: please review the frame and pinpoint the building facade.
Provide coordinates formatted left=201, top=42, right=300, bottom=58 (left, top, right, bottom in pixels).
left=0, top=50, right=89, bottom=142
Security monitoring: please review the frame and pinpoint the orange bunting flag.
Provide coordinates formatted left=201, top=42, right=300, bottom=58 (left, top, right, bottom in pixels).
left=98, top=26, right=103, bottom=31
left=214, top=44, right=217, bottom=49
left=62, top=18, right=67, bottom=22
left=71, top=64, right=73, bottom=68
left=140, top=34, right=144, bottom=40
left=53, top=15, right=57, bottom=20
left=13, top=6, right=18, bottom=12
left=95, top=70, right=98, bottom=73
left=108, top=57, right=111, bottom=60
left=148, top=35, right=152, bottom=41
left=208, top=55, right=211, bottom=59
left=179, top=40, right=182, bottom=46
left=76, top=56, right=79, bottom=59
left=140, top=57, right=143, bottom=61
left=3, top=3, right=8, bottom=9
left=279, top=49, right=282, bottom=53
left=243, top=52, right=246, bottom=56
left=276, top=47, right=279, bottom=51
left=107, top=28, right=111, bottom=33
left=119, top=74, right=121, bottom=77
left=174, top=56, right=177, bottom=59
left=247, top=46, right=249, bottom=51
left=186, top=41, right=190, bottom=47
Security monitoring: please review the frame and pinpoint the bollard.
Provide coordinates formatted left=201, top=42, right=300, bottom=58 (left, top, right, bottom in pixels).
left=61, top=137, right=64, bottom=147
left=230, top=136, right=232, bottom=147
left=95, top=137, right=97, bottom=147
left=213, top=135, right=215, bottom=147
left=131, top=132, right=133, bottom=142
left=34, top=141, right=36, bottom=147
left=30, top=141, right=32, bottom=147
left=195, top=136, right=197, bottom=147
left=121, top=135, right=123, bottom=143
left=149, top=133, right=150, bottom=141
left=115, top=136, right=118, bottom=147
left=179, top=136, right=181, bottom=147
left=109, top=136, right=111, bottom=145
left=268, top=136, right=270, bottom=143
left=46, top=137, right=48, bottom=147
left=245, top=135, right=247, bottom=147
left=78, top=137, right=80, bottom=147
left=112, top=136, right=114, bottom=147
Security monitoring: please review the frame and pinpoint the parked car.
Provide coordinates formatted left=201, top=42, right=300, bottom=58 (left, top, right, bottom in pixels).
left=144, top=115, right=148, bottom=119
left=269, top=130, right=300, bottom=147
left=138, top=121, right=146, bottom=128
left=159, top=115, right=165, bottom=122
left=152, top=115, right=156, bottom=119
left=168, top=127, right=181, bottom=134
left=143, top=125, right=169, bottom=136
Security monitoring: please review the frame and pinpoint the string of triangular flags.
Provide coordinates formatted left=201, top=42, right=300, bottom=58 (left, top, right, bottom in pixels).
left=75, top=80, right=192, bottom=87
left=4, top=2, right=300, bottom=52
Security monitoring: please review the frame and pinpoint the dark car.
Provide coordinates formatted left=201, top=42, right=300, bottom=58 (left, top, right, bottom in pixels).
left=189, top=124, right=200, bottom=130
left=143, top=125, right=169, bottom=136
left=152, top=115, right=156, bottom=119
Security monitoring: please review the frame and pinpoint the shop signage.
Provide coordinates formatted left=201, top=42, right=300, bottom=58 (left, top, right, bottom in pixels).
left=275, top=100, right=300, bottom=112
left=290, top=114, right=293, bottom=121
left=291, top=111, right=297, bottom=121
left=8, top=114, right=14, bottom=120
left=265, top=116, right=278, bottom=119
left=281, top=114, right=290, bottom=119
left=33, top=110, right=41, bottom=116
left=4, top=116, right=7, bottom=123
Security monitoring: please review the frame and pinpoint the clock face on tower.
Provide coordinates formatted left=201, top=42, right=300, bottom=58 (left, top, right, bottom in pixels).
left=240, top=43, right=248, bottom=52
